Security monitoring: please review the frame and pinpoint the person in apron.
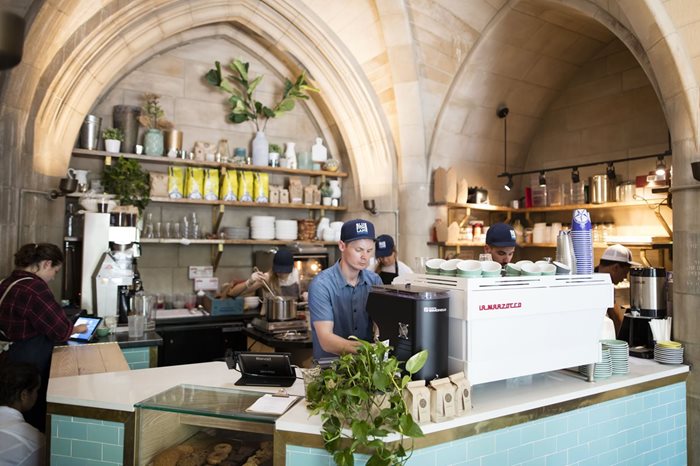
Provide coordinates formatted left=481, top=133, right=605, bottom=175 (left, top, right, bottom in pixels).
left=220, top=248, right=303, bottom=300
left=373, top=234, right=413, bottom=284
left=0, top=243, right=87, bottom=433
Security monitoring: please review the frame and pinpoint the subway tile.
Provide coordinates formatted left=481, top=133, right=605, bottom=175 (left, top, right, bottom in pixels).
left=624, top=425, right=644, bottom=444
left=566, top=411, right=589, bottom=432
left=594, top=449, right=618, bottom=465
left=453, top=460, right=480, bottom=466
left=286, top=452, right=329, bottom=466
left=668, top=453, right=687, bottom=465
left=466, top=435, right=495, bottom=459
left=71, top=439, right=102, bottom=460
left=673, top=384, right=686, bottom=401
left=51, top=437, right=72, bottom=456
left=520, top=421, right=545, bottom=444
left=576, top=457, right=597, bottom=466
left=617, top=443, right=636, bottom=461
left=544, top=451, right=567, bottom=466
left=666, top=399, right=684, bottom=417
left=643, top=392, right=660, bottom=409
left=566, top=444, right=588, bottom=463
left=495, top=427, right=521, bottom=451
left=406, top=451, right=435, bottom=466
left=51, top=455, right=85, bottom=466
left=555, top=431, right=577, bottom=450
left=668, top=426, right=686, bottom=444
left=57, top=419, right=88, bottom=440
left=658, top=416, right=675, bottom=432
left=434, top=442, right=466, bottom=464
left=75, top=417, right=104, bottom=426
left=530, top=437, right=557, bottom=457
left=102, top=444, right=123, bottom=463
left=651, top=432, right=668, bottom=449
left=577, top=424, right=599, bottom=444
left=625, top=397, right=644, bottom=414
left=673, top=438, right=687, bottom=455
left=480, top=450, right=508, bottom=466
left=507, top=443, right=534, bottom=464
left=674, top=413, right=687, bottom=428
left=643, top=420, right=660, bottom=437
left=286, top=445, right=311, bottom=454
left=643, top=448, right=661, bottom=465
left=651, top=405, right=666, bottom=420
left=544, top=416, right=568, bottom=436
left=587, top=436, right=610, bottom=455
left=635, top=438, right=653, bottom=455
left=87, top=424, right=119, bottom=445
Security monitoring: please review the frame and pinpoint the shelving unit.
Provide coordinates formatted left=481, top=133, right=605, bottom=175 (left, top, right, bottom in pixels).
left=69, top=149, right=347, bottom=270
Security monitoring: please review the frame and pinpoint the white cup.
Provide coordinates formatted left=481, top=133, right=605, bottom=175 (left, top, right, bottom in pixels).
left=135, top=144, right=143, bottom=155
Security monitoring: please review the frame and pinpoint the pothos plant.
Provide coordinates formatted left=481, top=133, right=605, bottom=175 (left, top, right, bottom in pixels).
left=305, top=339, right=428, bottom=466
left=101, top=156, right=151, bottom=213
left=204, top=58, right=319, bottom=132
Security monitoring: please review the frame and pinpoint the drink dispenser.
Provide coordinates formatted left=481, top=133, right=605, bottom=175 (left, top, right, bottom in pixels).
left=366, top=284, right=450, bottom=380
left=630, top=267, right=667, bottom=317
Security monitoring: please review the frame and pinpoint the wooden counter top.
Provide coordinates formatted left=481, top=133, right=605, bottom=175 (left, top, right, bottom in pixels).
left=50, top=342, right=129, bottom=378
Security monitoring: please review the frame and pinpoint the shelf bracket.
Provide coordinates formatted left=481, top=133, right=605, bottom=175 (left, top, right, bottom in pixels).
left=212, top=243, right=224, bottom=272
left=213, top=205, right=225, bottom=234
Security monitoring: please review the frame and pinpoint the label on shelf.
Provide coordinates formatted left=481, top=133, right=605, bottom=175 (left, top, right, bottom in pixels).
left=189, top=265, right=213, bottom=279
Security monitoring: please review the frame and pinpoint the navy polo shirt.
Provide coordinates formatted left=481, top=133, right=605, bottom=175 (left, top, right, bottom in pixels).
left=308, top=261, right=382, bottom=360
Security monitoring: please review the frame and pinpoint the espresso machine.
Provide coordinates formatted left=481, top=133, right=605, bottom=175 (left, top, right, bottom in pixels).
left=366, top=284, right=450, bottom=381
left=81, top=212, right=139, bottom=320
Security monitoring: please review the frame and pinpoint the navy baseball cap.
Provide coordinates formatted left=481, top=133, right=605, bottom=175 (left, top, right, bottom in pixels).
left=273, top=249, right=294, bottom=273
left=375, top=234, right=395, bottom=257
left=485, top=222, right=517, bottom=247
left=340, top=219, right=376, bottom=244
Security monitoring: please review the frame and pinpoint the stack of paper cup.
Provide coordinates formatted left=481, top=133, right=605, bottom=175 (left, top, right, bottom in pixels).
left=571, top=209, right=593, bottom=274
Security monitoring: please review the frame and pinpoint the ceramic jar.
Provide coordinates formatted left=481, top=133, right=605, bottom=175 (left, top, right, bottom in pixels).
left=143, top=129, right=164, bottom=156
left=252, top=131, right=269, bottom=166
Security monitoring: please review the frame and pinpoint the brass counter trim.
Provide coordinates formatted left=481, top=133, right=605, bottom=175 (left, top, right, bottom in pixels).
left=47, top=403, right=136, bottom=466
left=278, top=372, right=688, bottom=457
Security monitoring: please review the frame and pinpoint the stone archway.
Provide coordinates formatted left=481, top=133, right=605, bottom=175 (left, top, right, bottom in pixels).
left=16, top=0, right=396, bottom=203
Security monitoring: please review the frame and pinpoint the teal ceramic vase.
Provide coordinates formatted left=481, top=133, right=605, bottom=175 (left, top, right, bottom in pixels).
left=143, top=129, right=164, bottom=156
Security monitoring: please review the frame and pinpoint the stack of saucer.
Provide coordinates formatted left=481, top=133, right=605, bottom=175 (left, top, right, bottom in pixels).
left=601, top=339, right=629, bottom=374
left=222, top=226, right=250, bottom=239
left=275, top=219, right=298, bottom=240
left=579, top=347, right=612, bottom=380
left=250, top=216, right=275, bottom=240
left=654, top=341, right=684, bottom=364
left=571, top=209, right=593, bottom=274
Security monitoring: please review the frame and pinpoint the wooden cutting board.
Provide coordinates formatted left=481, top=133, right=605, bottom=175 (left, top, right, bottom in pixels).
left=50, top=342, right=129, bottom=378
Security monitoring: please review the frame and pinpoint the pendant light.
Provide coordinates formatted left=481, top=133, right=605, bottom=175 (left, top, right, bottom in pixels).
left=571, top=167, right=580, bottom=184
left=497, top=105, right=509, bottom=190
left=538, top=171, right=547, bottom=187
left=655, top=156, right=667, bottom=177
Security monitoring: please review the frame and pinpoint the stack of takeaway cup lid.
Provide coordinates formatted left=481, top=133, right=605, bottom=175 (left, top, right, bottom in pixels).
left=654, top=340, right=684, bottom=364
left=250, top=216, right=276, bottom=240
left=600, top=339, right=629, bottom=375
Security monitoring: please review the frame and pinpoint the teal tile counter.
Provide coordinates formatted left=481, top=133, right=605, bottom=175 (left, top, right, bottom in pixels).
left=50, top=415, right=126, bottom=466
left=284, top=382, right=686, bottom=466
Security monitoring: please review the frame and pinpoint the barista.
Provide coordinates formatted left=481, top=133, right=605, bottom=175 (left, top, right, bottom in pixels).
left=372, top=234, right=413, bottom=284
left=308, top=219, right=383, bottom=360
left=219, top=249, right=303, bottom=299
left=595, top=244, right=640, bottom=336
left=484, top=222, right=517, bottom=266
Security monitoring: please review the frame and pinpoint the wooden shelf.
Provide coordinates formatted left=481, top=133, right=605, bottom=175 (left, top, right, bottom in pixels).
left=140, top=238, right=337, bottom=246
left=429, top=200, right=658, bottom=214
left=150, top=197, right=346, bottom=211
left=427, top=241, right=671, bottom=249
left=428, top=202, right=512, bottom=212
left=72, top=148, right=348, bottom=178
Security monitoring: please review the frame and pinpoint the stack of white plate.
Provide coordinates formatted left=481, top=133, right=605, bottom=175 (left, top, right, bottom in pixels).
left=275, top=219, right=298, bottom=240
left=601, top=339, right=629, bottom=374
left=222, top=226, right=250, bottom=239
left=654, top=341, right=684, bottom=364
left=250, top=216, right=276, bottom=240
left=579, top=347, right=612, bottom=380
left=329, top=222, right=343, bottom=241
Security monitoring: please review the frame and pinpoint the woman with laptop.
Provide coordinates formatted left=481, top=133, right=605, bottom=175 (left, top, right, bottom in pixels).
left=0, top=243, right=87, bottom=432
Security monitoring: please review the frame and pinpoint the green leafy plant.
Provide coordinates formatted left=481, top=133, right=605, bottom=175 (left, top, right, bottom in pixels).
left=137, top=93, right=173, bottom=130
left=269, top=143, right=282, bottom=154
left=306, top=339, right=428, bottom=466
left=205, top=58, right=319, bottom=132
left=101, top=157, right=151, bottom=213
left=319, top=181, right=333, bottom=198
left=102, top=127, right=124, bottom=142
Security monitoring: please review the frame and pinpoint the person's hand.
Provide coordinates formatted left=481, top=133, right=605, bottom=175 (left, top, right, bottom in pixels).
left=250, top=271, right=268, bottom=283
left=73, top=324, right=88, bottom=334
left=301, top=291, right=309, bottom=302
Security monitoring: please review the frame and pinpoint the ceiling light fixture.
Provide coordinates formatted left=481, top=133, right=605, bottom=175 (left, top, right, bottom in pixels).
left=607, top=162, right=616, bottom=181
left=504, top=174, right=513, bottom=191
left=538, top=171, right=547, bottom=187
left=571, top=167, right=580, bottom=184
left=655, top=156, right=666, bottom=176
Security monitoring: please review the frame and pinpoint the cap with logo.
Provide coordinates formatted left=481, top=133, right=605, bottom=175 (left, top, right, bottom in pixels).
left=601, top=244, right=641, bottom=266
left=485, top=222, right=517, bottom=247
left=375, top=234, right=395, bottom=258
left=273, top=248, right=294, bottom=273
left=340, top=219, right=376, bottom=244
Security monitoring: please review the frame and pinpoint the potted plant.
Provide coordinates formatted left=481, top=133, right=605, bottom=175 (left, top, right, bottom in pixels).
left=102, top=127, right=124, bottom=154
left=268, top=143, right=281, bottom=167
left=320, top=181, right=333, bottom=206
left=137, top=93, right=173, bottom=156
left=204, top=58, right=319, bottom=166
left=101, top=156, right=151, bottom=213
left=306, top=339, right=428, bottom=466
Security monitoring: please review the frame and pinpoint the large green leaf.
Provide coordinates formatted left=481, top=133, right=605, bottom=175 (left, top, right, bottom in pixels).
left=248, top=75, right=262, bottom=96
left=399, top=414, right=424, bottom=438
left=231, top=59, right=248, bottom=82
left=372, top=370, right=390, bottom=391
left=405, top=350, right=429, bottom=375
left=366, top=454, right=391, bottom=466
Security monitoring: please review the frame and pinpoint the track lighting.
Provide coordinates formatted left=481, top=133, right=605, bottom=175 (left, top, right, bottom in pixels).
left=538, top=171, right=546, bottom=187
left=571, top=168, right=580, bottom=184
left=655, top=157, right=666, bottom=177
left=607, top=162, right=616, bottom=181
left=504, top=175, right=513, bottom=191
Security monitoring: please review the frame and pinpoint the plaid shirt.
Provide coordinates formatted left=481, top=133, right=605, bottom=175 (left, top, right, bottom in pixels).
left=0, top=270, right=73, bottom=342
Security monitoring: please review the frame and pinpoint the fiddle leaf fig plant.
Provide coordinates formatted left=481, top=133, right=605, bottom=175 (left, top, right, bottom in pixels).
left=306, top=339, right=428, bottom=466
left=101, top=156, right=151, bottom=213
left=204, top=58, right=319, bottom=132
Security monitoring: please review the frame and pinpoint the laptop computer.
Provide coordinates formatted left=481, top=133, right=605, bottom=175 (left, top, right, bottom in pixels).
left=233, top=352, right=297, bottom=387
left=69, top=316, right=103, bottom=343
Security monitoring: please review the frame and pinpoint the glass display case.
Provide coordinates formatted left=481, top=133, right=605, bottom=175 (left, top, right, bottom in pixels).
left=135, top=385, right=277, bottom=465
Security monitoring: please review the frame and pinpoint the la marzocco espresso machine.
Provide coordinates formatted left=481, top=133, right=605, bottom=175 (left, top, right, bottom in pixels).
left=366, top=284, right=450, bottom=381
left=81, top=212, right=139, bottom=322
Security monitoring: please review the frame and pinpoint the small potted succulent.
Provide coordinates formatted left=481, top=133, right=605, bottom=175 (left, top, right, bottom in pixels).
left=319, top=181, right=333, bottom=206
left=102, top=127, right=124, bottom=154
left=268, top=143, right=281, bottom=167
left=137, top=93, right=173, bottom=156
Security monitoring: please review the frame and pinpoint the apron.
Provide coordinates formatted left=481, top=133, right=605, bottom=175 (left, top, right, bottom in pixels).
left=0, top=277, right=56, bottom=432
left=279, top=282, right=300, bottom=299
left=378, top=262, right=399, bottom=285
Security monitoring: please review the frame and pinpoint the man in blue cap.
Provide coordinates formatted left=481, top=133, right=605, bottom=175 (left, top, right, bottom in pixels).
left=484, top=222, right=517, bottom=266
left=373, top=234, right=413, bottom=284
left=308, top=219, right=382, bottom=360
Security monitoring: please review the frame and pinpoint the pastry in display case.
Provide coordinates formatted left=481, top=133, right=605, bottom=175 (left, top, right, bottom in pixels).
left=136, top=385, right=277, bottom=466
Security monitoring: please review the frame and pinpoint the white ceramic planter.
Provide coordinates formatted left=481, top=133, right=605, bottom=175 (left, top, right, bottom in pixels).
left=104, top=139, right=121, bottom=153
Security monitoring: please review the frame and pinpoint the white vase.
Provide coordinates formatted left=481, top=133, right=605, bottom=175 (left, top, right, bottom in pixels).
left=285, top=142, right=297, bottom=169
left=104, top=139, right=121, bottom=153
left=252, top=131, right=269, bottom=166
left=328, top=180, right=341, bottom=199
